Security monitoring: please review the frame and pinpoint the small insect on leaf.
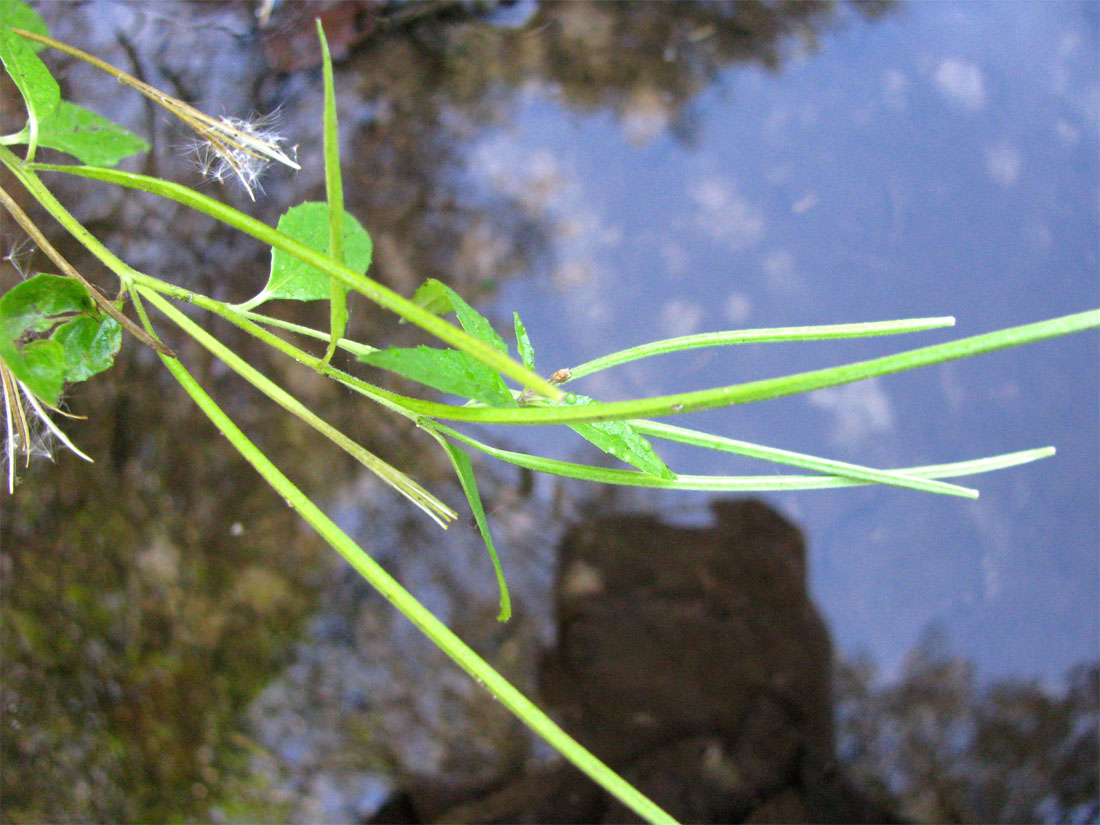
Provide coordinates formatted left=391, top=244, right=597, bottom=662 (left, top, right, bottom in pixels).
left=550, top=368, right=572, bottom=385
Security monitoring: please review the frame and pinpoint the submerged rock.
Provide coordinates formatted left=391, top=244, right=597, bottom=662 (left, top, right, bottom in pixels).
left=375, top=499, right=897, bottom=824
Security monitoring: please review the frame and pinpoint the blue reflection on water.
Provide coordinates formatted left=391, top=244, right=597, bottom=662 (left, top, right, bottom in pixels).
left=477, top=1, right=1098, bottom=681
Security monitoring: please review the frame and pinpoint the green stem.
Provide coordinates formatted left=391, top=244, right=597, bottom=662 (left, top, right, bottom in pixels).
left=630, top=419, right=977, bottom=497
left=424, top=425, right=512, bottom=621
left=251, top=309, right=1100, bottom=438
left=135, top=288, right=984, bottom=499
left=134, top=277, right=420, bottom=423
left=433, top=423, right=1055, bottom=491
left=127, top=305, right=677, bottom=825
left=0, top=181, right=169, bottom=355
left=29, top=161, right=563, bottom=402
left=317, top=20, right=347, bottom=364
left=339, top=309, right=1100, bottom=425
left=567, top=317, right=957, bottom=380
left=3, top=140, right=675, bottom=822
left=15, top=151, right=1093, bottom=434
left=236, top=308, right=377, bottom=358
left=0, top=145, right=138, bottom=286
left=136, top=286, right=455, bottom=526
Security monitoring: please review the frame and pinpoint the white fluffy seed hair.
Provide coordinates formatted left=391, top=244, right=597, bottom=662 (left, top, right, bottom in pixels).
left=183, top=111, right=298, bottom=200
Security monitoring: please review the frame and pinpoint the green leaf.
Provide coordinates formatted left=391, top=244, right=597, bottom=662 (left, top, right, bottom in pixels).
left=338, top=310, right=1100, bottom=426
left=317, top=21, right=348, bottom=363
left=563, top=394, right=676, bottom=479
left=362, top=281, right=516, bottom=405
left=30, top=160, right=564, bottom=402
left=146, top=303, right=673, bottom=825
left=0, top=274, right=119, bottom=404
left=52, top=312, right=122, bottom=382
left=0, top=22, right=59, bottom=158
left=447, top=288, right=508, bottom=355
left=514, top=312, right=536, bottom=370
left=568, top=317, right=959, bottom=380
left=434, top=435, right=511, bottom=622
left=411, top=278, right=507, bottom=354
left=432, top=422, right=1051, bottom=495
left=242, top=201, right=372, bottom=307
left=632, top=418, right=977, bottom=497
left=0, top=335, right=64, bottom=405
left=0, top=0, right=50, bottom=51
left=410, top=279, right=453, bottom=316
left=360, top=345, right=514, bottom=407
left=10, top=101, right=150, bottom=165
left=1, top=273, right=94, bottom=334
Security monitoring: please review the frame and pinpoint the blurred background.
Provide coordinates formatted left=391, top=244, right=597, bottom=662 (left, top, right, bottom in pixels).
left=2, top=1, right=1096, bottom=822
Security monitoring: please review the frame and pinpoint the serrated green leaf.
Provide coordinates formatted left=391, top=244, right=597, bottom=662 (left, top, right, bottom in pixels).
left=445, top=286, right=507, bottom=355
left=434, top=435, right=511, bottom=621
left=13, top=101, right=150, bottom=165
left=244, top=201, right=372, bottom=306
left=52, top=313, right=122, bottom=382
left=0, top=24, right=59, bottom=154
left=410, top=279, right=453, bottom=316
left=411, top=278, right=507, bottom=354
left=514, top=312, right=535, bottom=370
left=360, top=345, right=514, bottom=407
left=563, top=394, right=676, bottom=479
left=0, top=273, right=94, bottom=336
left=0, top=0, right=50, bottom=51
left=1, top=274, right=120, bottom=403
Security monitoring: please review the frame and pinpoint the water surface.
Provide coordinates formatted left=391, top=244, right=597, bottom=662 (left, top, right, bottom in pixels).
left=2, top=1, right=1096, bottom=821
left=472, top=0, right=1099, bottom=682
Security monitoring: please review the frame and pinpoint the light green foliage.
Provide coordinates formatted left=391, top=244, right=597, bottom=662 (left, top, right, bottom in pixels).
left=0, top=0, right=49, bottom=48
left=0, top=333, right=64, bottom=405
left=317, top=20, right=348, bottom=360
left=562, top=394, right=676, bottom=480
left=433, top=433, right=512, bottom=621
left=0, top=5, right=146, bottom=165
left=510, top=311, right=674, bottom=479
left=409, top=277, right=457, bottom=316
left=0, top=273, right=120, bottom=404
left=0, top=22, right=59, bottom=154
left=8, top=100, right=150, bottom=165
left=363, top=278, right=514, bottom=406
left=413, top=278, right=509, bottom=353
left=366, top=292, right=675, bottom=479
left=1, top=3, right=1097, bottom=821
left=513, top=312, right=536, bottom=370
left=1, top=273, right=93, bottom=335
left=50, top=303, right=123, bottom=382
left=362, top=345, right=515, bottom=406
left=242, top=201, right=373, bottom=307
